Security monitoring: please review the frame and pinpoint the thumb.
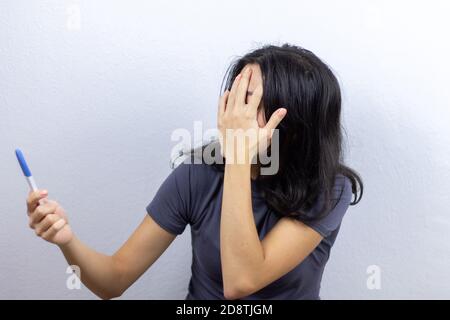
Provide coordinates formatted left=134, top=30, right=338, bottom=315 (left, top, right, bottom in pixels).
left=265, top=108, right=287, bottom=132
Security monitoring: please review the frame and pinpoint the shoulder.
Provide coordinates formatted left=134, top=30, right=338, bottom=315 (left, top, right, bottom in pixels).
left=173, top=157, right=223, bottom=191
left=173, top=158, right=224, bottom=221
left=332, top=174, right=353, bottom=203
left=311, top=174, right=353, bottom=215
left=301, top=174, right=353, bottom=238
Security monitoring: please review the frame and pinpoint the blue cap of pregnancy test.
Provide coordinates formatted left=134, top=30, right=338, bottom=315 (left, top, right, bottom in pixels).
left=15, top=149, right=32, bottom=177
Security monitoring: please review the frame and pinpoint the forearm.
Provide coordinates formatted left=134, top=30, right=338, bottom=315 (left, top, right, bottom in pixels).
left=58, top=236, right=123, bottom=299
left=220, top=163, right=265, bottom=295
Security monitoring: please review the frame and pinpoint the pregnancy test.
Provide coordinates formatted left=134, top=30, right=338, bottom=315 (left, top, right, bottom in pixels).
left=15, top=149, right=47, bottom=206
left=15, top=148, right=39, bottom=191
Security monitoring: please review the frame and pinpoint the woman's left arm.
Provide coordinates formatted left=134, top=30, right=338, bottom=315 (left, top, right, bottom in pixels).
left=219, top=66, right=323, bottom=300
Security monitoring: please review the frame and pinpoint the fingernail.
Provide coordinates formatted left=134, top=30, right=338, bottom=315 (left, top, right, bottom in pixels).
left=41, top=190, right=48, bottom=195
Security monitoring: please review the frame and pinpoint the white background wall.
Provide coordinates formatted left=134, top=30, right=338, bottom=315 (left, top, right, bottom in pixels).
left=1, top=0, right=449, bottom=299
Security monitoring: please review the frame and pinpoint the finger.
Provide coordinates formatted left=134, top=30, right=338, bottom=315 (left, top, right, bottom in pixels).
left=27, top=189, right=48, bottom=214
left=247, top=84, right=263, bottom=115
left=236, top=66, right=252, bottom=105
left=218, top=90, right=229, bottom=117
left=34, top=213, right=60, bottom=236
left=226, top=73, right=242, bottom=112
left=265, top=108, right=288, bottom=132
left=41, top=219, right=67, bottom=241
left=29, top=201, right=58, bottom=226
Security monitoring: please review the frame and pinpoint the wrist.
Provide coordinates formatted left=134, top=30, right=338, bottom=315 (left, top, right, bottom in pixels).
left=224, top=162, right=252, bottom=180
left=58, top=234, right=77, bottom=251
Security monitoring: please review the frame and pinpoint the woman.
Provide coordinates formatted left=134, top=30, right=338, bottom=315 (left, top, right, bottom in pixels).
left=25, top=44, right=363, bottom=300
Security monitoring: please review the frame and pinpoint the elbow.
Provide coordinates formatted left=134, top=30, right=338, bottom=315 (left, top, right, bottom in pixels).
left=99, top=256, right=127, bottom=299
left=224, top=289, right=243, bottom=301
left=98, top=292, right=121, bottom=300
left=98, top=288, right=124, bottom=300
left=223, top=279, right=255, bottom=300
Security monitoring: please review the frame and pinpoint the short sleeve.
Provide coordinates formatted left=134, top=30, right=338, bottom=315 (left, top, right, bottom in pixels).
left=303, top=176, right=353, bottom=238
left=146, top=163, right=192, bottom=235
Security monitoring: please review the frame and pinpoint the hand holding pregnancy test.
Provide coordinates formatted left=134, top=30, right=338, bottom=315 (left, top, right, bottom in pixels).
left=16, top=149, right=73, bottom=246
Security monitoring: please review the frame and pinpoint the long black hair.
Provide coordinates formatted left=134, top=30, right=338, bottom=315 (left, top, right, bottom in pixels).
left=186, top=43, right=363, bottom=222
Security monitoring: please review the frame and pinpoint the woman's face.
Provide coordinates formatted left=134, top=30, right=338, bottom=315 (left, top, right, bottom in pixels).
left=244, top=63, right=266, bottom=128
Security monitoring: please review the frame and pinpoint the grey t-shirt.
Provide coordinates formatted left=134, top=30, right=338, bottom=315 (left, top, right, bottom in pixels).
left=146, top=161, right=352, bottom=300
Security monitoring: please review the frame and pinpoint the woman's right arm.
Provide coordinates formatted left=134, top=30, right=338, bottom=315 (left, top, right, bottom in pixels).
left=26, top=190, right=176, bottom=300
